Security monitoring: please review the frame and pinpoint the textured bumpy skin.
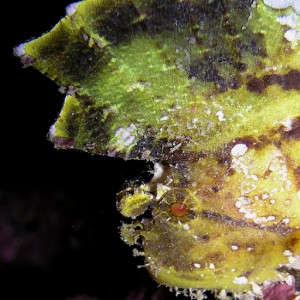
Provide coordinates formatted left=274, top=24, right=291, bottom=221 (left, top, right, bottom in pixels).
left=16, top=0, right=300, bottom=298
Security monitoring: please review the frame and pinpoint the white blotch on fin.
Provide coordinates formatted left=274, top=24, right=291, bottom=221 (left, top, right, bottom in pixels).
left=66, top=2, right=80, bottom=16
left=13, top=44, right=25, bottom=57
left=231, top=144, right=248, bottom=157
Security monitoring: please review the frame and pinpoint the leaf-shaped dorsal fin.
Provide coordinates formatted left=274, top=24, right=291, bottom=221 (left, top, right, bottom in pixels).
left=17, top=0, right=300, bottom=161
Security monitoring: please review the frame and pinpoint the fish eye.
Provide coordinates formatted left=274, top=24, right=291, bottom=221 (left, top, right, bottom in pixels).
left=155, top=189, right=197, bottom=222
left=170, top=202, right=188, bottom=217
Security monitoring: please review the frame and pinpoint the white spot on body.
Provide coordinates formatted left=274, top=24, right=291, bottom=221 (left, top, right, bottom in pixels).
left=121, top=128, right=131, bottom=139
left=95, top=40, right=104, bottom=48
left=262, top=193, right=269, bottom=199
left=282, top=218, right=290, bottom=224
left=156, top=184, right=172, bottom=200
left=286, top=275, right=295, bottom=286
left=264, top=1, right=300, bottom=46
left=235, top=196, right=251, bottom=208
left=233, top=276, right=248, bottom=285
left=231, top=245, right=239, bottom=251
left=245, top=211, right=258, bottom=220
left=284, top=28, right=299, bottom=42
left=287, top=254, right=300, bottom=269
left=277, top=13, right=298, bottom=28
left=153, top=163, right=164, bottom=180
left=188, top=36, right=196, bottom=44
left=193, top=263, right=201, bottom=269
left=231, top=144, right=248, bottom=157
left=115, top=128, right=124, bottom=136
left=123, top=135, right=135, bottom=146
left=251, top=282, right=263, bottom=297
left=160, top=115, right=169, bottom=121
left=115, top=124, right=137, bottom=147
left=293, top=0, right=300, bottom=12
left=183, top=224, right=190, bottom=230
left=209, top=263, right=215, bottom=269
left=250, top=175, right=259, bottom=181
left=235, top=196, right=257, bottom=220
left=235, top=195, right=276, bottom=224
left=263, top=0, right=292, bottom=10
left=216, top=110, right=226, bottom=121
left=82, top=34, right=89, bottom=41
left=267, top=215, right=276, bottom=221
left=283, top=250, right=293, bottom=256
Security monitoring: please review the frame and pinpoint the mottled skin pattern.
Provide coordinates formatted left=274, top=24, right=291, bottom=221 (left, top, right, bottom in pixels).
left=16, top=0, right=300, bottom=298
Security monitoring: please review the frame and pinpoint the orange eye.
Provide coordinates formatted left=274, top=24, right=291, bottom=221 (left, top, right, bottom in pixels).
left=170, top=203, right=188, bottom=217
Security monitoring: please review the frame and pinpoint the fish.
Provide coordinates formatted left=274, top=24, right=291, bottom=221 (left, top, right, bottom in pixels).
left=15, top=0, right=300, bottom=298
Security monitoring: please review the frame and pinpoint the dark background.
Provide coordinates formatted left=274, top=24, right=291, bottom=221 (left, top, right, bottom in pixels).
left=2, top=1, right=219, bottom=299
left=2, top=1, right=172, bottom=299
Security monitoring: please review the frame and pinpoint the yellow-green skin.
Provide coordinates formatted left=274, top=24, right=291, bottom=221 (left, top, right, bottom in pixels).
left=17, top=0, right=300, bottom=297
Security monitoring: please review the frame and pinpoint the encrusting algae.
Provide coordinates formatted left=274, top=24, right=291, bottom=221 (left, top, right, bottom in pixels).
left=15, top=0, right=300, bottom=299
